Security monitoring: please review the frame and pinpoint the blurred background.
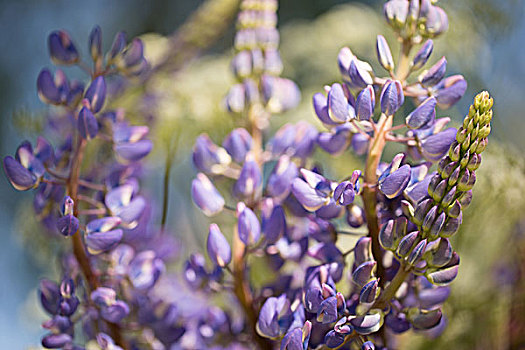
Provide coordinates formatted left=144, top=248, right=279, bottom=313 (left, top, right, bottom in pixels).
left=0, top=0, right=524, bottom=348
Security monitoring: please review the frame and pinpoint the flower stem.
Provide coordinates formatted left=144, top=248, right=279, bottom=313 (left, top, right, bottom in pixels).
left=361, top=114, right=393, bottom=287
left=396, top=39, right=413, bottom=82
left=67, top=138, right=128, bottom=349
left=374, top=262, right=410, bottom=309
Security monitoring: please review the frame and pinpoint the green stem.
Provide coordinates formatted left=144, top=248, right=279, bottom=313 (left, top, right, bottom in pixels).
left=395, top=39, right=413, bottom=81
left=374, top=262, right=410, bottom=309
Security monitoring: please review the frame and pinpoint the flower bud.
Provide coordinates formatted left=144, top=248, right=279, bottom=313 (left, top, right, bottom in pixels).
left=406, top=97, right=436, bottom=129
left=350, top=312, right=382, bottom=335
left=356, top=85, right=375, bottom=121
left=348, top=58, right=374, bottom=90
left=37, top=69, right=61, bottom=105
left=376, top=35, right=394, bottom=71
left=380, top=79, right=404, bottom=115
left=234, top=153, right=262, bottom=199
left=237, top=202, right=261, bottom=245
left=420, top=57, right=446, bottom=87
left=359, top=278, right=379, bottom=305
left=354, top=237, right=373, bottom=266
left=317, top=296, right=338, bottom=324
left=48, top=30, right=79, bottom=65
left=207, top=224, right=231, bottom=268
left=192, top=134, right=232, bottom=174
left=425, top=238, right=453, bottom=267
left=267, top=156, right=298, bottom=200
left=88, top=25, right=102, bottom=61
left=440, top=213, right=462, bottom=237
left=379, top=220, right=395, bottom=250
left=396, top=231, right=419, bottom=258
left=409, top=308, right=442, bottom=330
left=352, top=261, right=376, bottom=287
left=408, top=239, right=427, bottom=265
left=84, top=76, right=107, bottom=113
left=411, top=40, right=433, bottom=71
left=324, top=330, right=346, bottom=348
left=77, top=107, right=98, bottom=140
left=413, top=198, right=433, bottom=226
left=128, top=251, right=164, bottom=290
left=384, top=0, right=409, bottom=28
left=223, top=128, right=252, bottom=163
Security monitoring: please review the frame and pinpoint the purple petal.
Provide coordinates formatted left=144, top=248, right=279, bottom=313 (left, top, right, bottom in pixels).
left=3, top=156, right=37, bottom=191
left=191, top=173, right=225, bottom=216
left=85, top=76, right=106, bottom=113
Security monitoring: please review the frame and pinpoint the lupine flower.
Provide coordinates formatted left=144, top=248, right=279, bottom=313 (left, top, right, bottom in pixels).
left=191, top=173, right=225, bottom=216
left=48, top=30, right=79, bottom=65
left=207, top=224, right=232, bottom=267
left=85, top=217, right=123, bottom=255
left=380, top=80, right=404, bottom=115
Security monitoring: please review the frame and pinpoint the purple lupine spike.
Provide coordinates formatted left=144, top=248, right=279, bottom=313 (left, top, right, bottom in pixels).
left=48, top=30, right=79, bottom=65
left=223, top=128, right=252, bottom=163
left=420, top=57, right=447, bottom=87
left=266, top=155, right=298, bottom=200
left=350, top=312, right=382, bottom=335
left=317, top=296, right=338, bottom=324
left=234, top=153, right=262, bottom=199
left=128, top=250, right=165, bottom=290
left=3, top=156, right=37, bottom=191
left=207, top=224, right=231, bottom=268
left=37, top=69, right=61, bottom=105
left=380, top=79, right=404, bottom=115
left=88, top=25, right=102, bottom=61
left=376, top=35, right=394, bottom=71
left=84, top=76, right=107, bottom=113
left=412, top=40, right=434, bottom=70
left=434, top=75, right=467, bottom=109
left=406, top=97, right=437, bottom=129
left=77, top=107, right=99, bottom=140
left=356, top=85, right=375, bottom=121
left=237, top=202, right=261, bottom=245
left=191, top=173, right=225, bottom=216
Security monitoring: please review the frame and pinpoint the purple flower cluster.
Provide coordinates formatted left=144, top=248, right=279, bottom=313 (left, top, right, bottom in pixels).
left=3, top=1, right=494, bottom=349
left=3, top=27, right=188, bottom=349
left=188, top=0, right=493, bottom=349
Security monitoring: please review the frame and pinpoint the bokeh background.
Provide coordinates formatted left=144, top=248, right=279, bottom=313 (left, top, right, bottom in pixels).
left=0, top=0, right=524, bottom=348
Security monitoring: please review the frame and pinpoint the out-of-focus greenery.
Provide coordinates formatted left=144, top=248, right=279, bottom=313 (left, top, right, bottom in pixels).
left=11, top=1, right=525, bottom=349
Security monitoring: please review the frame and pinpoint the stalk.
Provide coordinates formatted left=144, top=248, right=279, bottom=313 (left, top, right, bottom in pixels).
left=67, top=138, right=128, bottom=349
left=362, top=114, right=393, bottom=286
